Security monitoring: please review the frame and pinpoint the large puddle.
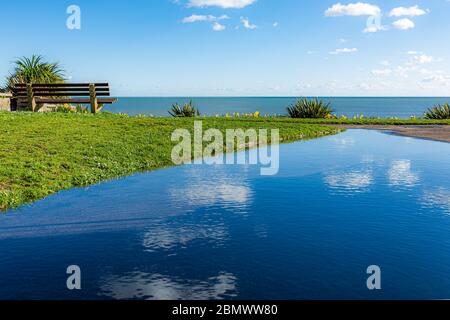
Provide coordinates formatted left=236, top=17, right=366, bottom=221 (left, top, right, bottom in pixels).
left=1, top=130, right=449, bottom=299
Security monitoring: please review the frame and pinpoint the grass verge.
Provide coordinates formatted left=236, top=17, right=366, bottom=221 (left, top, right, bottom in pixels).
left=261, top=118, right=450, bottom=125
left=0, top=112, right=340, bottom=211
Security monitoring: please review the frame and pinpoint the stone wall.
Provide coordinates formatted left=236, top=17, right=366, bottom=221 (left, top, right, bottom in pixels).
left=0, top=94, right=61, bottom=112
left=0, top=94, right=11, bottom=111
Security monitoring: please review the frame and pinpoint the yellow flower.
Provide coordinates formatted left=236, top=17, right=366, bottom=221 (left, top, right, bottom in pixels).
left=254, top=111, right=260, bottom=118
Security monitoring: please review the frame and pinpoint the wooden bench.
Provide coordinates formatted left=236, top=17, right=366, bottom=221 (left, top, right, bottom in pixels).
left=11, top=83, right=117, bottom=113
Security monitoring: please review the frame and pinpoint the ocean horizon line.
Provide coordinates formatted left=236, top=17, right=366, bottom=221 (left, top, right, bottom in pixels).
left=115, top=96, right=450, bottom=99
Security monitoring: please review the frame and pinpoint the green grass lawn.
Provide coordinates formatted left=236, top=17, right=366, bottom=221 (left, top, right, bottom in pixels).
left=295, top=119, right=450, bottom=125
left=222, top=117, right=450, bottom=125
left=0, top=112, right=341, bottom=211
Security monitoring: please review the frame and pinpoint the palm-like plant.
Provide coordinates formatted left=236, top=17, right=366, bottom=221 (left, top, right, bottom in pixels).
left=6, top=55, right=65, bottom=89
left=424, top=103, right=450, bottom=119
left=169, top=101, right=200, bottom=117
left=287, top=98, right=334, bottom=118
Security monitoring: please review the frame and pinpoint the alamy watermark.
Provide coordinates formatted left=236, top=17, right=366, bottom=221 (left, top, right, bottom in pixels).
left=66, top=5, right=81, bottom=30
left=365, top=13, right=385, bottom=33
left=66, top=265, right=81, bottom=290
left=171, top=121, right=280, bottom=176
left=367, top=265, right=382, bottom=290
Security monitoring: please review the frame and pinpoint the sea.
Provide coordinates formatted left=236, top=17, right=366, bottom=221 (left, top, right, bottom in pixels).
left=104, top=97, right=450, bottom=118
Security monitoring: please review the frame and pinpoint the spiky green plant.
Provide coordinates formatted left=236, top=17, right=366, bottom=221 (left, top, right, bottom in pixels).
left=424, top=103, right=450, bottom=119
left=168, top=101, right=200, bottom=117
left=6, top=55, right=65, bottom=88
left=287, top=98, right=334, bottom=118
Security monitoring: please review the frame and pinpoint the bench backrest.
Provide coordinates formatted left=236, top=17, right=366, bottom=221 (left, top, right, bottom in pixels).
left=11, top=83, right=111, bottom=98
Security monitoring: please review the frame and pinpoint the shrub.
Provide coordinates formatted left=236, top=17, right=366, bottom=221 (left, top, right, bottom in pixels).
left=424, top=103, right=450, bottom=119
left=6, top=55, right=65, bottom=88
left=287, top=98, right=334, bottom=118
left=168, top=101, right=200, bottom=117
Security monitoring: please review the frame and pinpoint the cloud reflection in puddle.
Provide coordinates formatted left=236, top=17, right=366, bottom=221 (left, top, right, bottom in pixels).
left=99, top=271, right=238, bottom=300
left=388, top=160, right=420, bottom=188
left=324, top=170, right=374, bottom=192
left=142, top=223, right=228, bottom=252
left=422, top=187, right=450, bottom=215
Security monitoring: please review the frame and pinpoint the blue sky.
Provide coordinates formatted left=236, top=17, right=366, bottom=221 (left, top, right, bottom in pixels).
left=1, top=0, right=450, bottom=96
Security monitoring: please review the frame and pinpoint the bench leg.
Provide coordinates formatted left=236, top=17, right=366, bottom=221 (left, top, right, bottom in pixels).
left=89, top=84, right=99, bottom=114
left=30, top=97, right=37, bottom=112
left=90, top=100, right=99, bottom=113
left=35, top=103, right=44, bottom=112
left=26, top=83, right=36, bottom=112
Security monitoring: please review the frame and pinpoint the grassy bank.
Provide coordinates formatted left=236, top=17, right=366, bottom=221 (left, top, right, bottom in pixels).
left=0, top=112, right=340, bottom=211
left=220, top=117, right=450, bottom=125
left=291, top=118, right=450, bottom=125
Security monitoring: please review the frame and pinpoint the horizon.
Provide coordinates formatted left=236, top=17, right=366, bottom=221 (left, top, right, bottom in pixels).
left=113, top=95, right=450, bottom=98
left=1, top=0, right=450, bottom=96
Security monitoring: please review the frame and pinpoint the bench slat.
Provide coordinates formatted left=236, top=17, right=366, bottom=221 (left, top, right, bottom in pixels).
left=12, top=88, right=110, bottom=93
left=15, top=92, right=111, bottom=97
left=13, top=83, right=109, bottom=88
left=35, top=98, right=117, bottom=104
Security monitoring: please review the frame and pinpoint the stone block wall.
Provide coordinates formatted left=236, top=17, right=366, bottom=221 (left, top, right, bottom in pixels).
left=0, top=94, right=11, bottom=111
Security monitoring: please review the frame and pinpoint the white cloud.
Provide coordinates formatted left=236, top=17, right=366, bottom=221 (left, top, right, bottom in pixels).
left=325, top=2, right=381, bottom=17
left=372, top=68, right=392, bottom=76
left=394, top=65, right=411, bottom=78
left=240, top=17, right=257, bottom=29
left=363, top=24, right=387, bottom=33
left=188, top=0, right=256, bottom=9
left=329, top=47, right=358, bottom=55
left=212, top=22, right=226, bottom=31
left=389, top=5, right=428, bottom=17
left=392, top=18, right=415, bottom=30
left=182, top=14, right=229, bottom=23
left=406, top=50, right=422, bottom=55
left=412, top=54, right=434, bottom=64
left=422, top=74, right=450, bottom=83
